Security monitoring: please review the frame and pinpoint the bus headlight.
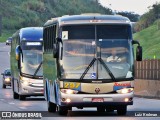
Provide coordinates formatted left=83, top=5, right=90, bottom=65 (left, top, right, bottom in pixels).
left=117, top=88, right=133, bottom=94
left=21, top=80, right=29, bottom=86
left=5, top=78, right=11, bottom=82
left=61, top=89, right=78, bottom=94
left=20, top=77, right=30, bottom=85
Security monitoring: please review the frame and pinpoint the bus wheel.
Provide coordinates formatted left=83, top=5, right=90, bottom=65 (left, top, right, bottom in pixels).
left=2, top=84, right=6, bottom=88
left=48, top=101, right=57, bottom=113
left=19, top=95, right=26, bottom=100
left=13, top=92, right=19, bottom=99
left=117, top=106, right=127, bottom=115
left=105, top=106, right=114, bottom=112
left=97, top=107, right=105, bottom=112
left=58, top=106, right=69, bottom=115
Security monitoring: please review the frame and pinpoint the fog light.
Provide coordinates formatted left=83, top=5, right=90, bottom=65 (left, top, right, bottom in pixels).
left=124, top=98, right=129, bottom=102
left=66, top=98, right=71, bottom=103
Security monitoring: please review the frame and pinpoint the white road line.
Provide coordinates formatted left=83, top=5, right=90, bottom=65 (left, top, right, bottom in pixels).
left=8, top=52, right=10, bottom=56
left=19, top=107, right=27, bottom=109
left=9, top=102, right=15, bottom=104
left=0, top=99, right=4, bottom=101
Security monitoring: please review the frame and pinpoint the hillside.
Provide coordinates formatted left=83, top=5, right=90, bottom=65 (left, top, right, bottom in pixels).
left=134, top=21, right=160, bottom=59
left=0, top=0, right=111, bottom=42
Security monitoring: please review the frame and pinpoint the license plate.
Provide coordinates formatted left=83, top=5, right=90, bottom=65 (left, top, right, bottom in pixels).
left=92, top=98, right=104, bottom=102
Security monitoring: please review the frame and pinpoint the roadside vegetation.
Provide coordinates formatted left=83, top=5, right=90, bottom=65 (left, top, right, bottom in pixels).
left=134, top=20, right=160, bottom=59
left=133, top=2, right=160, bottom=59
left=0, top=0, right=112, bottom=42
left=1, top=0, right=160, bottom=59
left=134, top=2, right=160, bottom=32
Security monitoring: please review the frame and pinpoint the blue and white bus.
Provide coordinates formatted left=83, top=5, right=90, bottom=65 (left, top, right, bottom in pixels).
left=11, top=27, right=44, bottom=100
left=43, top=14, right=142, bottom=115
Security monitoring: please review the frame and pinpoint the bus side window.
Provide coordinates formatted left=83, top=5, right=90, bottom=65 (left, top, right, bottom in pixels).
left=44, top=25, right=57, bottom=53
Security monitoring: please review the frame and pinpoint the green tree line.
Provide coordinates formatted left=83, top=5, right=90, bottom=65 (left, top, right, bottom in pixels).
left=0, top=0, right=112, bottom=34
left=134, top=2, right=160, bottom=32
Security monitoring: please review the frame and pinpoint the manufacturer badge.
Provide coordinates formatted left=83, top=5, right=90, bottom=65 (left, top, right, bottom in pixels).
left=95, top=88, right=100, bottom=94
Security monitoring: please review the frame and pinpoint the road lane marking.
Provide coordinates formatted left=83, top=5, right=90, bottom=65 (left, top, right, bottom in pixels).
left=19, top=107, right=27, bottom=109
left=8, top=52, right=10, bottom=56
left=9, top=102, right=15, bottom=104
left=0, top=99, right=4, bottom=101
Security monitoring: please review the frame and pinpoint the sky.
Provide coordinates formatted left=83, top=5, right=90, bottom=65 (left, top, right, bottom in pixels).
left=99, top=0, right=160, bottom=15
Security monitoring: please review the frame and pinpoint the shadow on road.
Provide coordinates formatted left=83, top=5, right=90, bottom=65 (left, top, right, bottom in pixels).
left=25, top=97, right=45, bottom=101
left=44, top=110, right=134, bottom=117
left=67, top=111, right=119, bottom=116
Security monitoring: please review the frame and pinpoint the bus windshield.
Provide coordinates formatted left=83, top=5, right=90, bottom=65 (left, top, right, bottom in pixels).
left=60, top=25, right=133, bottom=80
left=21, top=41, right=43, bottom=77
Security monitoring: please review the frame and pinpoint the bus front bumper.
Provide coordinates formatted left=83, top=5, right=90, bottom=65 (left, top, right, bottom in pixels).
left=59, top=92, right=133, bottom=107
left=19, top=84, right=44, bottom=96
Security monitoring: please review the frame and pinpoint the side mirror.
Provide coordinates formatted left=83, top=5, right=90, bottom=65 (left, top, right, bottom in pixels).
left=15, top=45, right=22, bottom=60
left=53, top=43, right=59, bottom=58
left=132, top=40, right=140, bottom=45
left=56, top=37, right=62, bottom=44
left=136, top=46, right=142, bottom=61
left=15, top=45, right=22, bottom=69
left=132, top=40, right=142, bottom=61
left=53, top=38, right=63, bottom=59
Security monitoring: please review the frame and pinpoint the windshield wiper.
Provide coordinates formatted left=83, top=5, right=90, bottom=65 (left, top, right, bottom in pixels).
left=98, top=58, right=116, bottom=81
left=80, top=58, right=116, bottom=81
left=80, top=58, right=96, bottom=80
left=33, top=61, right=43, bottom=78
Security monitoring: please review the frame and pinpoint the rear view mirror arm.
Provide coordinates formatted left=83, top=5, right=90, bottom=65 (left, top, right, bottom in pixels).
left=132, top=40, right=140, bottom=46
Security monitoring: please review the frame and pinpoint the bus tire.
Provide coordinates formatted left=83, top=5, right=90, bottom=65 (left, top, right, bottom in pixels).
left=58, top=106, right=68, bottom=115
left=105, top=106, right=114, bottom=112
left=3, top=84, right=6, bottom=88
left=13, top=92, right=19, bottom=99
left=19, top=95, right=26, bottom=100
left=48, top=101, right=57, bottom=113
left=97, top=107, right=105, bottom=112
left=117, top=106, right=127, bottom=115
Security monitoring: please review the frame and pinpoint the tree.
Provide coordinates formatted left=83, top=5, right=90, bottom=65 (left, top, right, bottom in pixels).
left=117, top=11, right=140, bottom=22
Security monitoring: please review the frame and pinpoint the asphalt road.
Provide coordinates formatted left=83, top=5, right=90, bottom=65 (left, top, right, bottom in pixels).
left=0, top=43, right=159, bottom=120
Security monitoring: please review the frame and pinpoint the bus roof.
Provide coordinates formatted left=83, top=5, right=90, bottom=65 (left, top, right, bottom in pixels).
left=44, top=14, right=131, bottom=26
left=13, top=27, right=43, bottom=42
